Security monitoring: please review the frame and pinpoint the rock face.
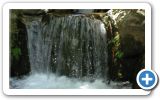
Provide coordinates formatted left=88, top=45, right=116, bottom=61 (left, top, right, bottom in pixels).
left=18, top=9, right=46, bottom=16
left=47, top=9, right=109, bottom=14
left=10, top=10, right=30, bottom=77
left=109, top=9, right=145, bottom=88
left=106, top=9, right=145, bottom=57
left=118, top=10, right=145, bottom=57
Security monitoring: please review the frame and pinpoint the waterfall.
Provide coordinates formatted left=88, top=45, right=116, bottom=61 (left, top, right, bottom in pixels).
left=26, top=15, right=108, bottom=80
left=26, top=21, right=51, bottom=73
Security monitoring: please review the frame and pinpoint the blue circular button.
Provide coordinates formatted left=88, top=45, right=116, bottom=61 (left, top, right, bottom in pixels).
left=136, top=69, right=158, bottom=90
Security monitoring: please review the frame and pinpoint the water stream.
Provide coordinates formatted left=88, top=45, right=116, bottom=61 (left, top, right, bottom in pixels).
left=10, top=14, right=131, bottom=89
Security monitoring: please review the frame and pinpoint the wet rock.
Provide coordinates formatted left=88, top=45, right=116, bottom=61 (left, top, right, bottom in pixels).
left=118, top=10, right=145, bottom=57
left=10, top=10, right=30, bottom=77
left=112, top=9, right=145, bottom=88
left=48, top=9, right=109, bottom=14
left=47, top=9, right=75, bottom=14
left=21, top=9, right=46, bottom=16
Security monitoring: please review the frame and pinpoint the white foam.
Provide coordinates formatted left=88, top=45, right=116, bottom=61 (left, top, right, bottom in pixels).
left=10, top=73, right=132, bottom=89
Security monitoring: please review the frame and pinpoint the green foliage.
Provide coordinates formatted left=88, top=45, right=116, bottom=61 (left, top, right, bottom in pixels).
left=115, top=51, right=124, bottom=59
left=11, top=47, right=21, bottom=60
left=113, top=33, right=120, bottom=46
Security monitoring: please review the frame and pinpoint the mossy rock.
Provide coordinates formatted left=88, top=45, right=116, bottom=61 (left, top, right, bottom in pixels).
left=10, top=10, right=30, bottom=77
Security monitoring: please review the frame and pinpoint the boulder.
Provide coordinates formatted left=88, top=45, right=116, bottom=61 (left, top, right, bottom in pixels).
left=118, top=10, right=145, bottom=57
left=106, top=9, right=145, bottom=88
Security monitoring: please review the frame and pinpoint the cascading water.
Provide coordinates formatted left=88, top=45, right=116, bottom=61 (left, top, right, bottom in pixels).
left=10, top=14, right=131, bottom=89
left=27, top=15, right=108, bottom=79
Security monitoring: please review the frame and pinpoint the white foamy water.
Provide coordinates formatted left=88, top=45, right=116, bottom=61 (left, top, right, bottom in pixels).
left=10, top=73, right=132, bottom=89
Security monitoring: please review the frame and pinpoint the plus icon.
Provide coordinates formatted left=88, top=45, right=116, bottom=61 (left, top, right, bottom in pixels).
left=136, top=69, right=158, bottom=90
left=142, top=73, right=153, bottom=85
